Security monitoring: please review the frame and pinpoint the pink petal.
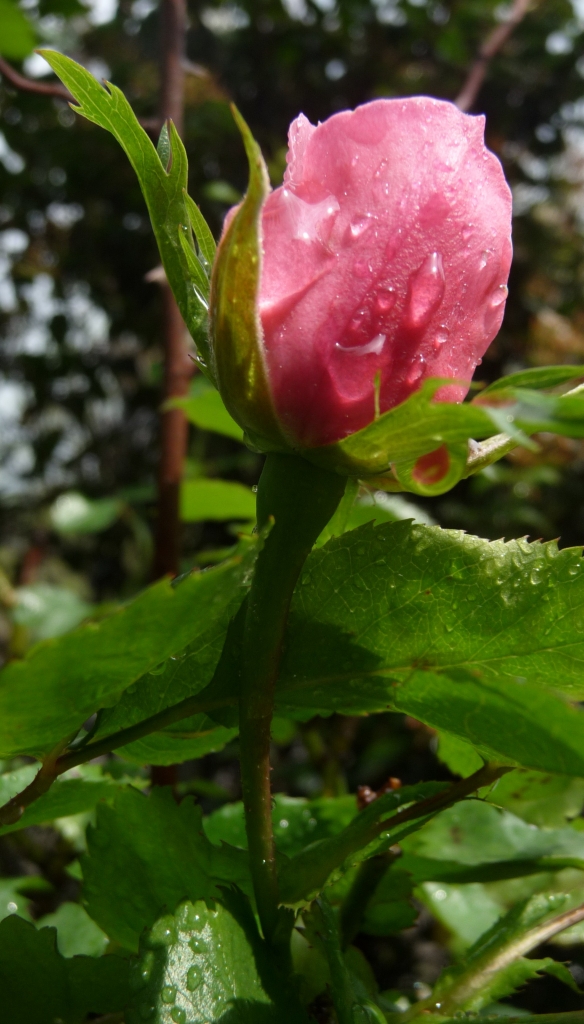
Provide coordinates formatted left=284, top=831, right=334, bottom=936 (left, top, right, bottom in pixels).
left=257, top=97, right=512, bottom=448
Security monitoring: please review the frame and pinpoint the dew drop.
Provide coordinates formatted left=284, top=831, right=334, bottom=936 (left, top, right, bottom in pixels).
left=348, top=215, right=374, bottom=240
left=406, top=353, right=426, bottom=386
left=161, top=986, right=177, bottom=1004
left=189, top=937, right=209, bottom=954
left=490, top=285, right=508, bottom=308
left=462, top=225, right=473, bottom=241
left=140, top=1005, right=155, bottom=1020
left=186, top=966, right=203, bottom=991
left=375, top=288, right=396, bottom=314
left=433, top=325, right=449, bottom=350
left=374, top=158, right=389, bottom=179
left=149, top=662, right=166, bottom=677
left=406, top=252, right=445, bottom=328
left=336, top=333, right=386, bottom=357
left=171, top=1007, right=186, bottom=1024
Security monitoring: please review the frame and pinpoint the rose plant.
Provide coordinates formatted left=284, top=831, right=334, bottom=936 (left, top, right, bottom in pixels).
left=4, top=50, right=584, bottom=1023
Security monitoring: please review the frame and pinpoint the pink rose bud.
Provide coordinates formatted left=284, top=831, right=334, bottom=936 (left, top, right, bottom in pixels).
left=256, top=97, right=512, bottom=449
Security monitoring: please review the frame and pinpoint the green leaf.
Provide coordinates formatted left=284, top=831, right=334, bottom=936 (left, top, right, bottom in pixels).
left=49, top=490, right=124, bottom=534
left=127, top=895, right=310, bottom=1024
left=210, top=106, right=288, bottom=450
left=83, top=787, right=251, bottom=952
left=0, top=877, right=49, bottom=923
left=0, top=0, right=35, bottom=58
left=315, top=485, right=436, bottom=548
left=204, top=794, right=358, bottom=856
left=168, top=378, right=244, bottom=441
left=184, top=191, right=217, bottom=268
left=0, top=914, right=129, bottom=1024
left=39, top=51, right=214, bottom=373
left=116, top=715, right=237, bottom=766
left=0, top=766, right=129, bottom=837
left=307, top=379, right=495, bottom=480
left=480, top=364, right=584, bottom=395
left=431, top=893, right=579, bottom=1013
left=486, top=770, right=584, bottom=828
left=92, top=549, right=252, bottom=763
left=361, top=868, right=417, bottom=936
left=389, top=667, right=584, bottom=776
left=310, top=898, right=355, bottom=1024
left=437, top=730, right=484, bottom=778
left=12, top=583, right=93, bottom=642
left=434, top=1016, right=584, bottom=1023
left=306, top=377, right=584, bottom=485
left=277, top=782, right=447, bottom=905
left=307, top=899, right=386, bottom=1024
left=272, top=522, right=584, bottom=773
left=36, top=903, right=108, bottom=958
left=401, top=799, right=584, bottom=867
left=0, top=543, right=255, bottom=759
left=180, top=478, right=256, bottom=523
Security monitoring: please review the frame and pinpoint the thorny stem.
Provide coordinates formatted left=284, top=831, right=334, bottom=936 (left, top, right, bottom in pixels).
left=239, top=454, right=345, bottom=944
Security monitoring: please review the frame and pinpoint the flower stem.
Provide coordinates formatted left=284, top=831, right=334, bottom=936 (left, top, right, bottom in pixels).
left=239, top=453, right=345, bottom=943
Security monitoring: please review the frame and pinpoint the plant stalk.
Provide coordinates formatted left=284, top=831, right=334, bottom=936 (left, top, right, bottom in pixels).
left=239, top=453, right=345, bottom=943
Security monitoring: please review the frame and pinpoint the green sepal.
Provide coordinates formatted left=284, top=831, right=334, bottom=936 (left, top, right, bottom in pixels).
left=209, top=105, right=290, bottom=451
left=393, top=440, right=470, bottom=496
left=304, top=379, right=498, bottom=479
left=37, top=50, right=215, bottom=379
left=304, top=375, right=584, bottom=485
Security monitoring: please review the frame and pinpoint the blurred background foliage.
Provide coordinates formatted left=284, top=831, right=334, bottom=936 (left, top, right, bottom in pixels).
left=4, top=0, right=584, bottom=1012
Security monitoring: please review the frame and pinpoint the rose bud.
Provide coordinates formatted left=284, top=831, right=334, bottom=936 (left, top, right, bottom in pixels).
left=211, top=98, right=512, bottom=468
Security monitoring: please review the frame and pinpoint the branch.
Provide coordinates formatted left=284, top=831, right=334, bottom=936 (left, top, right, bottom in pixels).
left=0, top=689, right=234, bottom=825
left=0, top=735, right=75, bottom=826
left=0, top=55, right=73, bottom=101
left=455, top=0, right=533, bottom=112
left=368, top=761, right=510, bottom=843
left=0, top=56, right=161, bottom=134
left=56, top=690, right=232, bottom=772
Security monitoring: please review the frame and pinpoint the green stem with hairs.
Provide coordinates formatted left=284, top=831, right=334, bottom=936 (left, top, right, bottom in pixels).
left=239, top=453, right=345, bottom=944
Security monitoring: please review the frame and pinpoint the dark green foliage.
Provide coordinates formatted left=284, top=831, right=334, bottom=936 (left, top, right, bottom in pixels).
left=0, top=542, right=254, bottom=759
left=0, top=914, right=130, bottom=1023
left=82, top=787, right=251, bottom=951
left=127, top=895, right=310, bottom=1024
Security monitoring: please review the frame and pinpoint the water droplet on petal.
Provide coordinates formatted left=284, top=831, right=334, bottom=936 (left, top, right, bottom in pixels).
left=406, top=252, right=445, bottom=328
left=462, top=224, right=473, bottom=241
left=347, top=215, right=374, bottom=240
left=375, top=288, right=396, bottom=314
left=406, top=353, right=426, bottom=385
left=336, top=333, right=386, bottom=356
left=433, top=326, right=449, bottom=350
left=490, top=285, right=508, bottom=308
